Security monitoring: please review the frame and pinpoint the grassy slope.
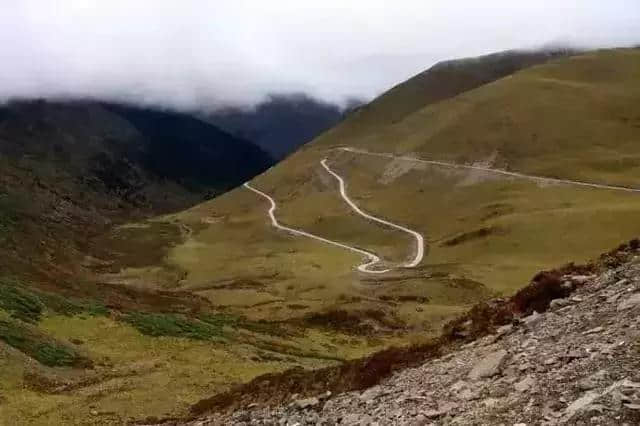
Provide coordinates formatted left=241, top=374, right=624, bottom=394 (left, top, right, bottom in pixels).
left=327, top=48, right=575, bottom=146
left=141, top=47, right=640, bottom=419
left=166, top=47, right=640, bottom=363
left=4, top=48, right=640, bottom=424
left=326, top=49, right=640, bottom=186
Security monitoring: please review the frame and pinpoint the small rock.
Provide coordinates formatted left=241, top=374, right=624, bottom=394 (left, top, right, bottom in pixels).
left=577, top=370, right=607, bottom=391
left=514, top=375, right=536, bottom=393
left=422, top=402, right=456, bottom=419
left=438, top=401, right=458, bottom=413
left=450, top=380, right=467, bottom=392
left=497, top=324, right=513, bottom=335
left=618, top=293, right=640, bottom=311
left=294, top=397, right=319, bottom=410
left=563, top=391, right=600, bottom=419
left=523, top=311, right=542, bottom=329
left=422, top=409, right=443, bottom=419
left=341, top=413, right=365, bottom=424
left=624, top=403, right=640, bottom=410
left=550, top=298, right=571, bottom=309
left=90, top=410, right=98, bottom=416
left=359, top=386, right=383, bottom=403
left=483, top=397, right=500, bottom=408
left=607, top=293, right=621, bottom=303
left=583, top=326, right=604, bottom=335
left=468, top=349, right=509, bottom=380
left=413, top=414, right=428, bottom=425
left=570, top=275, right=594, bottom=284
left=458, top=388, right=480, bottom=401
left=563, top=350, right=587, bottom=361
left=577, top=379, right=597, bottom=391
left=518, top=362, right=532, bottom=372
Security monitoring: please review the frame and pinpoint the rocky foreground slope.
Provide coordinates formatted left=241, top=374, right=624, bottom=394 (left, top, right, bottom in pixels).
left=179, top=243, right=640, bottom=425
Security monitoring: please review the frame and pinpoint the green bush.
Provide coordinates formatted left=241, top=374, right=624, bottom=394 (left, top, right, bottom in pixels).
left=0, top=277, right=109, bottom=322
left=0, top=319, right=87, bottom=367
left=0, top=279, right=44, bottom=323
left=199, top=313, right=287, bottom=337
left=123, top=312, right=225, bottom=340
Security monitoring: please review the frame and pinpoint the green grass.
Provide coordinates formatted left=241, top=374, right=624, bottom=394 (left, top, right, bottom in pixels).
left=0, top=279, right=44, bottom=323
left=0, top=278, right=109, bottom=370
left=0, top=316, right=87, bottom=367
left=199, top=313, right=288, bottom=337
left=123, top=312, right=226, bottom=340
left=0, top=277, right=109, bottom=322
left=122, top=312, right=287, bottom=341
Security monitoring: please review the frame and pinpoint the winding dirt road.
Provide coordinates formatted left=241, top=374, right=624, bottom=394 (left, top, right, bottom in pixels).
left=340, top=147, right=640, bottom=193
left=320, top=159, right=424, bottom=267
left=243, top=182, right=390, bottom=273
left=246, top=145, right=638, bottom=275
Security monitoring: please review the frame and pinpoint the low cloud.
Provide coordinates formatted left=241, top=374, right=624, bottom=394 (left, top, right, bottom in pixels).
left=1, top=1, right=639, bottom=111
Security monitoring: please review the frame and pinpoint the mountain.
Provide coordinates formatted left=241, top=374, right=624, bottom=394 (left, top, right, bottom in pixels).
left=327, top=48, right=578, bottom=143
left=3, top=47, right=640, bottom=425
left=0, top=99, right=273, bottom=278
left=206, top=93, right=346, bottom=158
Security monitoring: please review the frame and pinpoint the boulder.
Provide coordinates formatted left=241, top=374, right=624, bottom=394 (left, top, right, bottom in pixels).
left=514, top=375, right=536, bottom=393
left=618, top=293, right=640, bottom=311
left=468, top=349, right=509, bottom=380
left=294, top=397, right=320, bottom=410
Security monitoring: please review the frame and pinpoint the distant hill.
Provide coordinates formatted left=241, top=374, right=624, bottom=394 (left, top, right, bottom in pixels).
left=328, top=48, right=578, bottom=143
left=0, top=99, right=273, bottom=276
left=206, top=93, right=347, bottom=158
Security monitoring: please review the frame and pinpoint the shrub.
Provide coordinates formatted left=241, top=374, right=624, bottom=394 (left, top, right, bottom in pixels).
left=123, top=312, right=225, bottom=340
left=0, top=279, right=44, bottom=323
left=0, top=278, right=109, bottom=322
left=511, top=270, right=569, bottom=315
left=0, top=319, right=89, bottom=367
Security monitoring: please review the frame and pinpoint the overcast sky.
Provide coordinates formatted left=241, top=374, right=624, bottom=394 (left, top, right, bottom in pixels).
left=1, top=1, right=639, bottom=110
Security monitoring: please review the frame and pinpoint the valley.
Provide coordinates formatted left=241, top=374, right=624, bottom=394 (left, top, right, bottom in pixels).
left=2, top=47, right=640, bottom=425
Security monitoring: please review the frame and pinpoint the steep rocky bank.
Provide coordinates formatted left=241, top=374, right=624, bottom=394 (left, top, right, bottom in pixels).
left=177, top=242, right=640, bottom=425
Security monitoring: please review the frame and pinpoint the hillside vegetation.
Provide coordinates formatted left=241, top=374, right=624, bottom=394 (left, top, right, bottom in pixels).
left=0, top=100, right=272, bottom=278
left=2, top=48, right=640, bottom=424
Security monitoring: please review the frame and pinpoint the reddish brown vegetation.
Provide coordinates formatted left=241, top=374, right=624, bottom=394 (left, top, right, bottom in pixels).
left=510, top=261, right=595, bottom=315
left=187, top=342, right=443, bottom=418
